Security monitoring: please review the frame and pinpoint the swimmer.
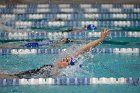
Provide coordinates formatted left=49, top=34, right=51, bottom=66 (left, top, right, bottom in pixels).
left=0, top=18, right=22, bottom=32
left=0, top=29, right=109, bottom=79
left=63, top=26, right=87, bottom=32
left=0, top=18, right=34, bottom=32
left=52, top=38, right=85, bottom=47
left=0, top=38, right=82, bottom=48
left=0, top=43, right=21, bottom=48
left=63, top=24, right=97, bottom=32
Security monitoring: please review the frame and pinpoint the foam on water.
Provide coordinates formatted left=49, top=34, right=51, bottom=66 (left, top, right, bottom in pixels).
left=0, top=18, right=32, bottom=32
left=56, top=44, right=80, bottom=61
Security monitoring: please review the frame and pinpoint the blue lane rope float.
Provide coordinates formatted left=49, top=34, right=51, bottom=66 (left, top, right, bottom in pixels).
left=1, top=31, right=140, bottom=40
left=1, top=14, right=140, bottom=21
left=0, top=77, right=140, bottom=86
left=0, top=48, right=139, bottom=55
left=1, top=4, right=140, bottom=9
left=9, top=20, right=139, bottom=28
left=0, top=4, right=140, bottom=14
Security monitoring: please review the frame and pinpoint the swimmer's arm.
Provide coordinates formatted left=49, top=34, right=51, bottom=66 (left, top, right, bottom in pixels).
left=73, top=29, right=109, bottom=57
left=0, top=44, right=21, bottom=48
left=0, top=73, right=19, bottom=78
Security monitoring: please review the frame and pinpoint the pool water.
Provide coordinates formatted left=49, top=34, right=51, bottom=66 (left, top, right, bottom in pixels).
left=0, top=37, right=140, bottom=93
left=0, top=3, right=140, bottom=93
left=0, top=84, right=140, bottom=93
left=0, top=49, right=140, bottom=78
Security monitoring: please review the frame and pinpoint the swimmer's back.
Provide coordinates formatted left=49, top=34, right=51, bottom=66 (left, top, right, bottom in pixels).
left=14, top=64, right=58, bottom=79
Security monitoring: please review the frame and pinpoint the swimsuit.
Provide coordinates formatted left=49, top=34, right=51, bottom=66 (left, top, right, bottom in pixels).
left=14, top=57, right=80, bottom=79
left=15, top=64, right=55, bottom=79
left=22, top=40, right=54, bottom=48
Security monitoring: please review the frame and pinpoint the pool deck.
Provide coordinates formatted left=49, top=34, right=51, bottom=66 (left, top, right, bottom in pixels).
left=0, top=0, right=140, bottom=4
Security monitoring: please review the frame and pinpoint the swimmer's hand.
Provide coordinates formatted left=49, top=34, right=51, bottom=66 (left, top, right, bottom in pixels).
left=100, top=29, right=109, bottom=39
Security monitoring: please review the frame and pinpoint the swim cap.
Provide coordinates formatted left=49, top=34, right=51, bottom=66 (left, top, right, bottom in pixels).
left=87, top=24, right=97, bottom=31
left=69, top=58, right=75, bottom=65
left=69, top=58, right=83, bottom=68
left=25, top=42, right=39, bottom=48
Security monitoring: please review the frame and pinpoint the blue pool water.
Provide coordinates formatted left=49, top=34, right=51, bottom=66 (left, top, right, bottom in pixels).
left=0, top=3, right=140, bottom=93
left=0, top=42, right=140, bottom=93
left=0, top=84, right=140, bottom=93
left=0, top=48, right=140, bottom=78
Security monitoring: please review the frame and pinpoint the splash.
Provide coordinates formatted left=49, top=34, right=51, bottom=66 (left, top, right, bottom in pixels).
left=0, top=18, right=13, bottom=32
left=56, top=44, right=81, bottom=61
left=56, top=44, right=95, bottom=77
left=0, top=18, right=32, bottom=32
